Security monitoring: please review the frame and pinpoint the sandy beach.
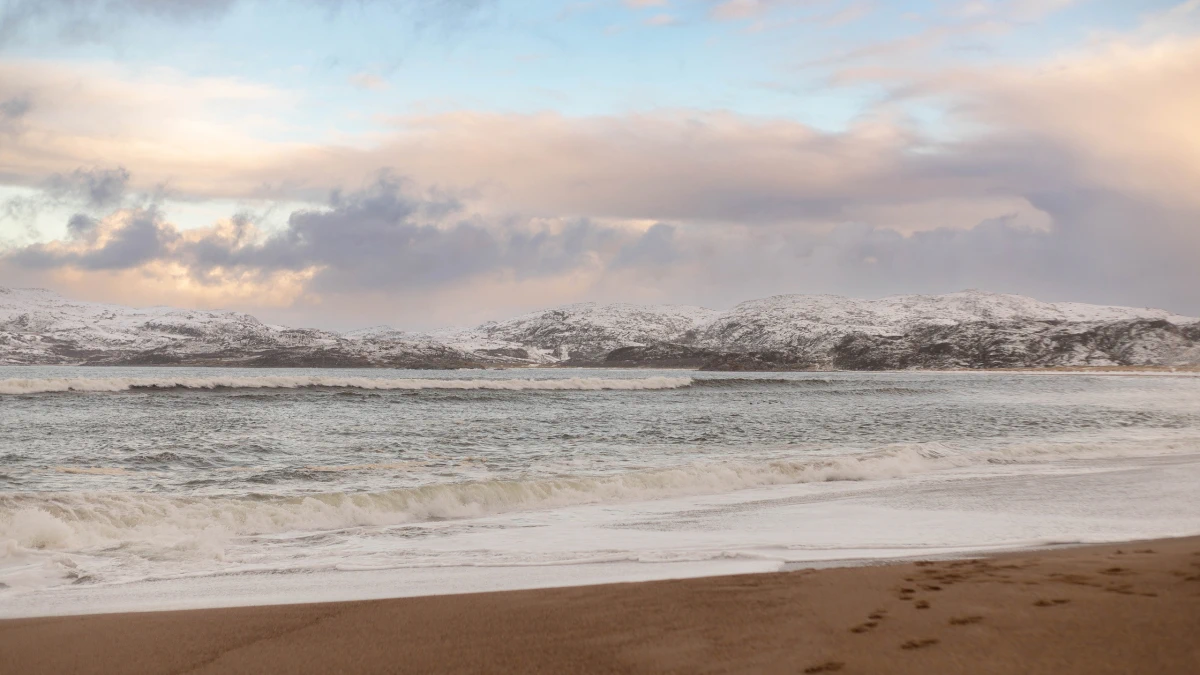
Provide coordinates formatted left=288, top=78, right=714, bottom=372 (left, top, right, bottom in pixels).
left=2, top=537, right=1198, bottom=674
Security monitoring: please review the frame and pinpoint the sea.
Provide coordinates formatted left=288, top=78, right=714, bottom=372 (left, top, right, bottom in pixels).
left=2, top=366, right=1199, bottom=617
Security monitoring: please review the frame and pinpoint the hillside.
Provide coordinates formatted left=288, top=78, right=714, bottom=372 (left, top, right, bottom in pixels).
left=1, top=287, right=1196, bottom=369
left=0, top=288, right=485, bottom=368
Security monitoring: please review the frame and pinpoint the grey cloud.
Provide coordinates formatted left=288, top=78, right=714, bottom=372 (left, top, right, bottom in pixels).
left=45, top=166, right=130, bottom=210
left=0, top=177, right=630, bottom=293
left=181, top=179, right=625, bottom=292
left=9, top=207, right=178, bottom=270
left=80, top=208, right=177, bottom=269
left=0, top=94, right=30, bottom=119
left=0, top=193, right=39, bottom=240
left=639, top=190, right=1200, bottom=316
left=0, top=165, right=129, bottom=239
left=66, top=212, right=99, bottom=241
left=612, top=223, right=679, bottom=270
left=4, top=178, right=1198, bottom=319
left=0, top=94, right=30, bottom=135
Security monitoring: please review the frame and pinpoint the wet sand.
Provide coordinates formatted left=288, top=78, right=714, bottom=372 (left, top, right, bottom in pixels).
left=2, top=537, right=1198, bottom=674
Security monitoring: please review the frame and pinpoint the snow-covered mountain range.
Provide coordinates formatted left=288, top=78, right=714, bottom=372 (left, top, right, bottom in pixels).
left=0, top=288, right=481, bottom=368
left=2, top=287, right=1197, bottom=369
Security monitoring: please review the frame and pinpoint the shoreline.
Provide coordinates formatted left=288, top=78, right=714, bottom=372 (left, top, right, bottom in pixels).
left=3, top=536, right=1198, bottom=674
left=0, top=540, right=1122, bottom=621
left=3, top=363, right=1198, bottom=374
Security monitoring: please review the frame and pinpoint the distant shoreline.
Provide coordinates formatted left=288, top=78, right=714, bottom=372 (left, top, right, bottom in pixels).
left=3, top=536, right=1197, bottom=674
left=3, top=362, right=1198, bottom=373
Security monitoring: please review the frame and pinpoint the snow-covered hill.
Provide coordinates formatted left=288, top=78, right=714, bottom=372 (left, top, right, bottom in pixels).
left=1, top=287, right=1196, bottom=369
left=688, top=290, right=1195, bottom=354
left=683, top=291, right=1198, bottom=369
left=0, top=288, right=484, bottom=368
left=428, top=303, right=722, bottom=363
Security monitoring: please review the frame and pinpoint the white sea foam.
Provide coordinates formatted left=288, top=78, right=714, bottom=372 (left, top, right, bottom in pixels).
left=5, top=436, right=1197, bottom=561
left=0, top=375, right=694, bottom=395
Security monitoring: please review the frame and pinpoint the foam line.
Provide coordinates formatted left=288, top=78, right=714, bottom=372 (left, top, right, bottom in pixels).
left=5, top=437, right=1197, bottom=558
left=0, top=376, right=694, bottom=395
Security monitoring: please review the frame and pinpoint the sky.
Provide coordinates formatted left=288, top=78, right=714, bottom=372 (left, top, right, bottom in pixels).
left=0, top=0, right=1197, bottom=330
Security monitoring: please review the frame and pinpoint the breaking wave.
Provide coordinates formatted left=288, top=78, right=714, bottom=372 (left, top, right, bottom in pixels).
left=4, top=437, right=1197, bottom=559
left=690, top=378, right=831, bottom=388
left=0, top=375, right=694, bottom=395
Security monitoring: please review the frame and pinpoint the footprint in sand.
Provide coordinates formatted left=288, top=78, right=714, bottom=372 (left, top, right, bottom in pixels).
left=1100, top=567, right=1131, bottom=576
left=914, top=600, right=931, bottom=610
left=1033, top=599, right=1070, bottom=607
left=949, top=616, right=983, bottom=626
left=850, top=622, right=879, bottom=633
left=1049, top=573, right=1097, bottom=587
left=803, top=661, right=844, bottom=673
left=932, top=572, right=966, bottom=585
left=867, top=611, right=886, bottom=620
left=901, top=639, right=939, bottom=650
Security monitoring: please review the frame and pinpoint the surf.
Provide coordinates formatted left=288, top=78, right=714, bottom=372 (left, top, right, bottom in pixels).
left=0, top=375, right=695, bottom=395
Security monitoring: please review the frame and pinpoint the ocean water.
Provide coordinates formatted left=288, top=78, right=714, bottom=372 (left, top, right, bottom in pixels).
left=2, top=366, right=1199, bottom=617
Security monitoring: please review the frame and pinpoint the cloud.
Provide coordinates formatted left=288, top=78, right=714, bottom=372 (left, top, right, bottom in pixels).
left=0, top=59, right=976, bottom=222
left=4, top=168, right=1199, bottom=326
left=15, top=32, right=1186, bottom=232
left=820, top=2, right=873, bottom=26
left=0, top=94, right=30, bottom=119
left=8, top=207, right=179, bottom=271
left=711, top=0, right=772, bottom=20
left=0, top=165, right=130, bottom=240
left=0, top=0, right=493, bottom=46
left=894, top=35, right=1200, bottom=211
left=709, top=0, right=822, bottom=21
left=0, top=0, right=236, bottom=45
left=611, top=223, right=680, bottom=270
left=644, top=13, right=681, bottom=26
left=0, top=59, right=299, bottom=198
left=6, top=34, right=1199, bottom=230
left=0, top=93, right=30, bottom=134
left=181, top=179, right=637, bottom=295
left=949, top=0, right=1078, bottom=21
left=65, top=213, right=100, bottom=241
left=1007, top=0, right=1079, bottom=22
left=275, top=110, right=944, bottom=225
left=2, top=13, right=1200, bottom=323
left=348, top=73, right=389, bottom=91
left=44, top=166, right=130, bottom=210
left=1, top=177, right=635, bottom=300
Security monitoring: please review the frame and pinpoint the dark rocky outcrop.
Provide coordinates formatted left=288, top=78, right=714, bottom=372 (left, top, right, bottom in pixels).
left=698, top=351, right=820, bottom=371
left=825, top=319, right=1200, bottom=370
left=604, top=343, right=719, bottom=368
left=596, top=319, right=1200, bottom=371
